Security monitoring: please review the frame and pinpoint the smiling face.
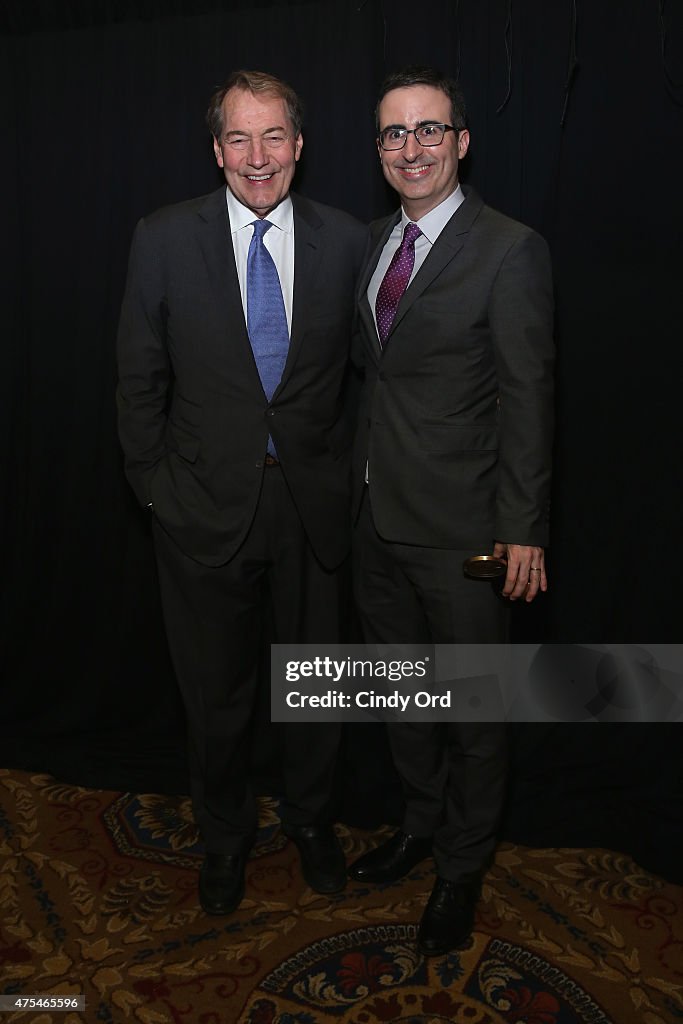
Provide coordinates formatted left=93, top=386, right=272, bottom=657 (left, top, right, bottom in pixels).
left=377, top=84, right=469, bottom=220
left=213, top=87, right=303, bottom=217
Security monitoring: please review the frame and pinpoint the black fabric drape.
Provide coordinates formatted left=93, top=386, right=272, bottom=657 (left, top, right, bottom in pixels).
left=2, top=0, right=682, bottom=882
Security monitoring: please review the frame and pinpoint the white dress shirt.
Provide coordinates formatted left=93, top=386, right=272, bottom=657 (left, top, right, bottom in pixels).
left=367, top=184, right=466, bottom=341
left=226, top=188, right=295, bottom=334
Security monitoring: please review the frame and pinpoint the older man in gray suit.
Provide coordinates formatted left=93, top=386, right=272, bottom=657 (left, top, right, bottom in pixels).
left=349, top=66, right=554, bottom=956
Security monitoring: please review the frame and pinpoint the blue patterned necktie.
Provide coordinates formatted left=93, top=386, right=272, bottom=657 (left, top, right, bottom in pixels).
left=375, top=221, right=422, bottom=346
left=247, top=219, right=290, bottom=402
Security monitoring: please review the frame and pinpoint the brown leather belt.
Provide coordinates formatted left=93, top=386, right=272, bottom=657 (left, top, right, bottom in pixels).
left=264, top=454, right=280, bottom=466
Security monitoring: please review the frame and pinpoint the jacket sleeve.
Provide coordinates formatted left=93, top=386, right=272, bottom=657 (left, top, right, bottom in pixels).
left=490, top=228, right=555, bottom=546
left=116, top=218, right=170, bottom=508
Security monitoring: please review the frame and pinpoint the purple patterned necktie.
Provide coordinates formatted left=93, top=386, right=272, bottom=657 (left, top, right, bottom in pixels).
left=375, top=221, right=422, bottom=346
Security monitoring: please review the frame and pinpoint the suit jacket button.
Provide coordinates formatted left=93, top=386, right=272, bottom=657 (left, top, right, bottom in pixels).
left=267, top=409, right=275, bottom=417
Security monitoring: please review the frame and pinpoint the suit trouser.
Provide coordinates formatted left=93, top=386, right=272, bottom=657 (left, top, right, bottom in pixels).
left=153, top=465, right=344, bottom=854
left=353, top=490, right=508, bottom=881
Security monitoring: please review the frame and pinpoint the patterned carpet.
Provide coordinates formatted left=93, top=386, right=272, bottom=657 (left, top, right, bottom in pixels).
left=1, top=768, right=681, bottom=1024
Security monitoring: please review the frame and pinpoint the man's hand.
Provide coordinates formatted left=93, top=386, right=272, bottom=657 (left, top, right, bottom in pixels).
left=493, top=542, right=547, bottom=602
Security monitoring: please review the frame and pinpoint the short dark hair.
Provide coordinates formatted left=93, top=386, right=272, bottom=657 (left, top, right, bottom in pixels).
left=375, top=65, right=467, bottom=134
left=206, top=70, right=303, bottom=140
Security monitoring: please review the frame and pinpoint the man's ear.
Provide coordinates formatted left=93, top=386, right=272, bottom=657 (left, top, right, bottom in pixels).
left=213, top=136, right=224, bottom=168
left=457, top=129, right=470, bottom=159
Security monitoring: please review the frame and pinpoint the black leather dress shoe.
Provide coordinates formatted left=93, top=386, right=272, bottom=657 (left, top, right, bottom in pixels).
left=417, top=875, right=481, bottom=956
left=198, top=853, right=246, bottom=915
left=348, top=830, right=432, bottom=884
left=283, top=824, right=346, bottom=894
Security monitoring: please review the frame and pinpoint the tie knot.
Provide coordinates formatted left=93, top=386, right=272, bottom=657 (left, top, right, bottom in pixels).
left=403, top=222, right=421, bottom=245
left=251, top=219, right=272, bottom=239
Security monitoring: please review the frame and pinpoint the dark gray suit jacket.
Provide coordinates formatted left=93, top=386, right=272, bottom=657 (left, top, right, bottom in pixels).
left=353, top=186, right=554, bottom=549
left=117, top=187, right=366, bottom=568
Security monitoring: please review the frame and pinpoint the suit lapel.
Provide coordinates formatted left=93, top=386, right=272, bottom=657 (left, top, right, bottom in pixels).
left=376, top=188, right=485, bottom=348
left=280, top=194, right=323, bottom=391
left=198, top=187, right=244, bottom=329
left=197, top=188, right=267, bottom=392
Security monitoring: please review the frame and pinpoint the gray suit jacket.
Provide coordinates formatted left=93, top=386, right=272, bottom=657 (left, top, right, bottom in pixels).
left=352, top=186, right=554, bottom=549
left=117, top=187, right=366, bottom=568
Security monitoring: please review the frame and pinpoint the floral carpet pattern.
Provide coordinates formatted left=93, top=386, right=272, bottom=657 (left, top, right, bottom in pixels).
left=1, top=768, right=681, bottom=1024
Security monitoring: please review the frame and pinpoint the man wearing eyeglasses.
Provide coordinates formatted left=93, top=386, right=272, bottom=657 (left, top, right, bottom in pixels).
left=117, top=70, right=365, bottom=916
left=349, top=67, right=554, bottom=955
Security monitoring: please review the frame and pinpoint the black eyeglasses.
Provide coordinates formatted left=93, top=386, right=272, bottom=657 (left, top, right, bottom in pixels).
left=378, top=123, right=458, bottom=151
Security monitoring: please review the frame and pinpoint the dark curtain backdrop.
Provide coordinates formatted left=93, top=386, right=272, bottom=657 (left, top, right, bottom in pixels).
left=2, top=0, right=682, bottom=882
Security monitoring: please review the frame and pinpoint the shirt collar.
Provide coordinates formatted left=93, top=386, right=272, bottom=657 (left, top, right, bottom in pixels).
left=226, top=187, right=294, bottom=234
left=401, top=183, right=464, bottom=244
